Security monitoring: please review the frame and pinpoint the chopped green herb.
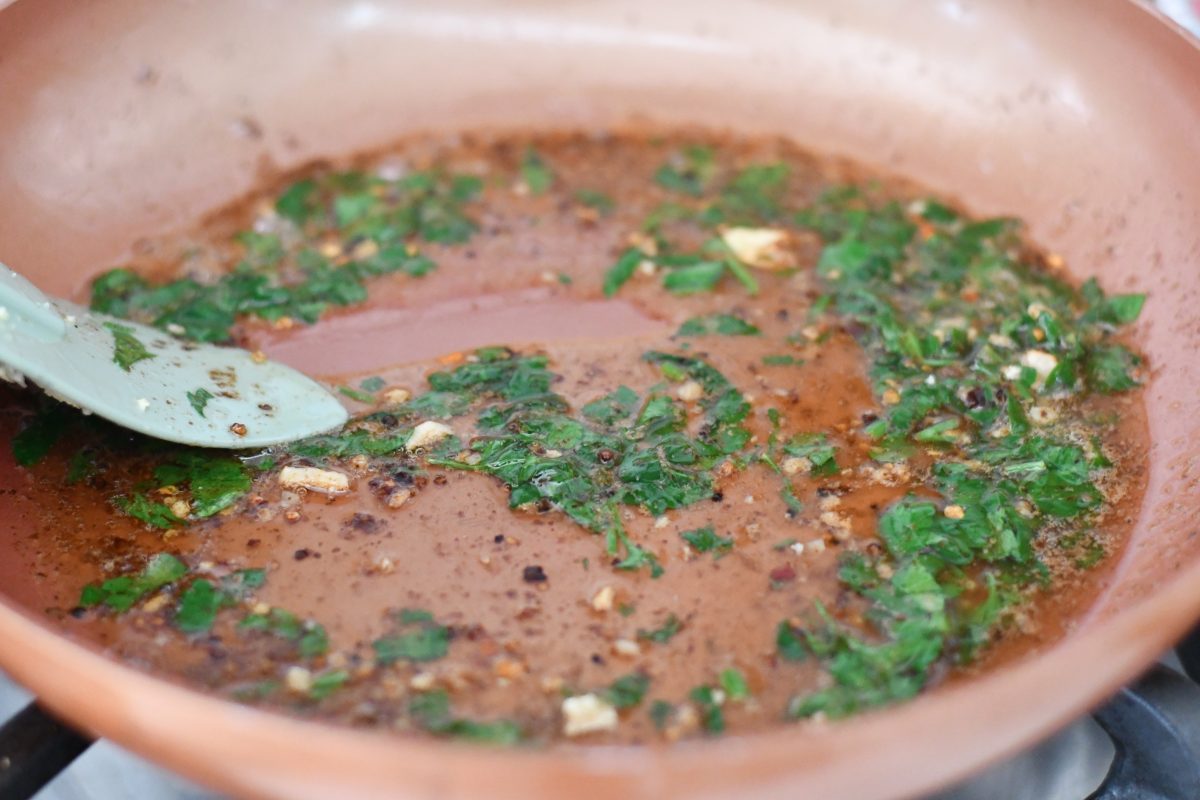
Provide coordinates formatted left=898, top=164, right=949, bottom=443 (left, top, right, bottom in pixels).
left=680, top=526, right=734, bottom=556
left=773, top=187, right=1144, bottom=719
left=102, top=322, right=156, bottom=371
left=676, top=314, right=761, bottom=338
left=408, top=690, right=522, bottom=744
left=775, top=620, right=808, bottom=662
left=782, top=433, right=839, bottom=477
left=113, top=494, right=182, bottom=529
left=373, top=610, right=451, bottom=663
left=662, top=260, right=725, bottom=294
left=580, top=385, right=639, bottom=426
left=603, top=247, right=643, bottom=297
left=90, top=169, right=478, bottom=341
left=337, top=385, right=378, bottom=403
left=426, top=348, right=749, bottom=574
left=65, top=450, right=96, bottom=484
left=175, top=579, right=227, bottom=634
left=79, top=553, right=187, bottom=612
left=718, top=668, right=749, bottom=701
left=604, top=673, right=651, bottom=709
left=762, top=354, right=802, bottom=366
left=637, top=613, right=681, bottom=644
left=574, top=189, right=615, bottom=215
left=238, top=608, right=329, bottom=659
left=187, top=388, right=214, bottom=417
left=309, top=670, right=350, bottom=700
left=12, top=402, right=71, bottom=467
left=519, top=148, right=554, bottom=195
left=151, top=453, right=252, bottom=518
left=649, top=699, right=674, bottom=731
left=700, top=163, right=790, bottom=227
left=689, top=685, right=725, bottom=734
left=654, top=145, right=716, bottom=197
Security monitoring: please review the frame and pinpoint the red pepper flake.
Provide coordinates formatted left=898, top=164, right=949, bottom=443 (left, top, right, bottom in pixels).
left=769, top=565, right=797, bottom=583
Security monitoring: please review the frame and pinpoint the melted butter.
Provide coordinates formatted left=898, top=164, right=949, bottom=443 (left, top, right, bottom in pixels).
left=0, top=128, right=1149, bottom=743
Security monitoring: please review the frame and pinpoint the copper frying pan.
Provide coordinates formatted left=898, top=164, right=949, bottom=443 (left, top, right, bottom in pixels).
left=1, top=1, right=1199, bottom=798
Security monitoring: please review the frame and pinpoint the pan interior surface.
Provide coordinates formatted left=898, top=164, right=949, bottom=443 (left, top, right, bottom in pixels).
left=0, top=1, right=1198, bottom=799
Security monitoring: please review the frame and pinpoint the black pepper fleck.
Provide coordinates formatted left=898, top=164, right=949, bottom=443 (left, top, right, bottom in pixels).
left=523, top=565, right=548, bottom=583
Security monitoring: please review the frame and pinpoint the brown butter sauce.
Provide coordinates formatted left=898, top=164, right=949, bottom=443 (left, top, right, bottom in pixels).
left=0, top=128, right=1148, bottom=743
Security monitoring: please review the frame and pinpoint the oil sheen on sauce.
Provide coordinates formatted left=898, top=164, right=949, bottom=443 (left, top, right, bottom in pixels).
left=0, top=129, right=1149, bottom=745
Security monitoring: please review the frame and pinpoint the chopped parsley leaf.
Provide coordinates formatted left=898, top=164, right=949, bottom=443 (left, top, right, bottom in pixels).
left=603, top=247, right=643, bottom=297
left=637, top=613, right=681, bottom=644
left=239, top=608, right=329, bottom=659
left=676, top=314, right=761, bottom=338
left=408, top=690, right=522, bottom=744
left=574, top=189, right=615, bottom=215
left=90, top=169, right=478, bottom=341
left=718, top=668, right=749, bottom=701
left=102, top=322, right=156, bottom=372
left=654, top=145, right=716, bottom=197
left=373, top=610, right=451, bottom=663
left=604, top=672, right=651, bottom=709
left=680, top=526, right=734, bottom=556
left=689, top=685, right=725, bottom=734
left=519, top=148, right=554, bottom=195
left=12, top=402, right=71, bottom=467
left=187, top=388, right=214, bottom=417
left=79, top=553, right=187, bottom=612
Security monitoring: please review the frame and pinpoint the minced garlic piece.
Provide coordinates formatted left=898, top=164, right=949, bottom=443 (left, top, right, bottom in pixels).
left=591, top=585, right=615, bottom=612
left=676, top=380, right=704, bottom=402
left=1028, top=405, right=1058, bottom=425
left=285, top=666, right=313, bottom=693
left=720, top=227, right=796, bottom=270
left=612, top=639, right=640, bottom=658
left=494, top=658, right=525, bottom=680
left=279, top=466, right=350, bottom=495
left=383, top=387, right=411, bottom=405
left=562, top=693, right=619, bottom=737
left=820, top=510, right=851, bottom=530
left=386, top=489, right=413, bottom=509
left=781, top=456, right=810, bottom=476
left=141, top=594, right=170, bottom=614
left=409, top=672, right=436, bottom=691
left=943, top=504, right=966, bottom=520
left=405, top=420, right=453, bottom=452
left=1020, top=349, right=1059, bottom=380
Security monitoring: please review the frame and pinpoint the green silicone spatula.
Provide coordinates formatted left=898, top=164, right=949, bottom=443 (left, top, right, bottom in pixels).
left=0, top=264, right=348, bottom=448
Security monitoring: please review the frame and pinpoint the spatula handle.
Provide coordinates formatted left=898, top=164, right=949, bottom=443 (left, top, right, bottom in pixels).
left=0, top=264, right=68, bottom=343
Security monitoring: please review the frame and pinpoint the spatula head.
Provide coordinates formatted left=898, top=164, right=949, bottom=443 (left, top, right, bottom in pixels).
left=0, top=266, right=348, bottom=448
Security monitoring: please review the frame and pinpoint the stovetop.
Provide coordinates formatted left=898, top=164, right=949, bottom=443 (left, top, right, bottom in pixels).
left=0, top=3, right=1197, bottom=799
